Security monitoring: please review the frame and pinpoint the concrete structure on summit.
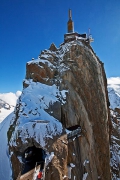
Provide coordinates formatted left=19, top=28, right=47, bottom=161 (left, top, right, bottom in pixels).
left=64, top=9, right=94, bottom=44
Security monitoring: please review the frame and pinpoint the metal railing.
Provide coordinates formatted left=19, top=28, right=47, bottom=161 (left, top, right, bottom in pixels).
left=67, top=128, right=81, bottom=139
left=17, top=159, right=47, bottom=180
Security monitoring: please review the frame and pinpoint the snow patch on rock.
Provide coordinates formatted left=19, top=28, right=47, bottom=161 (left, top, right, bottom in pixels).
left=10, top=81, right=68, bottom=148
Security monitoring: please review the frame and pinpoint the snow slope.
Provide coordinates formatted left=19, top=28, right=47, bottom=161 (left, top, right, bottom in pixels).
left=0, top=91, right=21, bottom=180
left=0, top=113, right=13, bottom=180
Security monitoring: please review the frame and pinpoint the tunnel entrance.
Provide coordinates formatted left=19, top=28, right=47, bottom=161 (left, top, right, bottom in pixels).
left=67, top=125, right=80, bottom=131
left=22, top=146, right=46, bottom=175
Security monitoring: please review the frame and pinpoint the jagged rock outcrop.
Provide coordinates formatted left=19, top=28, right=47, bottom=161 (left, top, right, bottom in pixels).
left=108, top=83, right=120, bottom=179
left=110, top=108, right=120, bottom=179
left=8, top=40, right=111, bottom=180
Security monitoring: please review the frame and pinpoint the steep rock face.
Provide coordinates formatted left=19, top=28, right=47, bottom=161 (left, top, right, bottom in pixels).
left=8, top=40, right=111, bottom=180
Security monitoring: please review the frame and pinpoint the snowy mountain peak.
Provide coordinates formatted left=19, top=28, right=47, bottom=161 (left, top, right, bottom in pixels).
left=0, top=99, right=13, bottom=109
left=107, top=77, right=120, bottom=109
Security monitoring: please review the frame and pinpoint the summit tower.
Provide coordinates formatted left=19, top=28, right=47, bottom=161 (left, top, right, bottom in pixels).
left=64, top=9, right=94, bottom=44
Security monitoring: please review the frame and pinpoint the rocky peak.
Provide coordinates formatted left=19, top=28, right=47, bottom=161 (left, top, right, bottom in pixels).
left=49, top=43, right=58, bottom=51
left=8, top=40, right=111, bottom=180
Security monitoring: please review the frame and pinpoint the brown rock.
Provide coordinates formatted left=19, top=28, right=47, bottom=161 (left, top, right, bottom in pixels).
left=49, top=43, right=58, bottom=51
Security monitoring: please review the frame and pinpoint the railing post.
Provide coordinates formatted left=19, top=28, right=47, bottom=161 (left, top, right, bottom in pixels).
left=43, top=158, right=46, bottom=180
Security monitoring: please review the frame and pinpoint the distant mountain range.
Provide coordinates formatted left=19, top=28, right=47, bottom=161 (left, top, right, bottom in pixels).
left=0, top=91, right=21, bottom=123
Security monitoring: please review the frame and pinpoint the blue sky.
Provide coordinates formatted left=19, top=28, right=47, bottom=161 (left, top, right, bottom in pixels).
left=0, top=0, right=120, bottom=93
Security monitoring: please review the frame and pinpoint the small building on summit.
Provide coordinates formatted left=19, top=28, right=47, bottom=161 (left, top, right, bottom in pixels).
left=64, top=9, right=94, bottom=44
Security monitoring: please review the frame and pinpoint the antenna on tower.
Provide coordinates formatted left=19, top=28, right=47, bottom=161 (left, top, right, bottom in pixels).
left=88, top=28, right=94, bottom=44
left=69, top=9, right=72, bottom=19
left=88, top=28, right=90, bottom=37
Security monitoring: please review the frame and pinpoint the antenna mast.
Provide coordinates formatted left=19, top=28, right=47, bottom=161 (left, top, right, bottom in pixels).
left=88, top=28, right=94, bottom=44
left=69, top=9, right=72, bottom=19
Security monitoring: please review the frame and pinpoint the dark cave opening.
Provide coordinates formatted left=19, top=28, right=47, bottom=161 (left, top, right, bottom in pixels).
left=22, top=146, right=46, bottom=175
left=67, top=125, right=81, bottom=131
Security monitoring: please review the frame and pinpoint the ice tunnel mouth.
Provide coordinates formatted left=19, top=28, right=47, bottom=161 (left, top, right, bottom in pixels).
left=22, top=146, right=46, bottom=175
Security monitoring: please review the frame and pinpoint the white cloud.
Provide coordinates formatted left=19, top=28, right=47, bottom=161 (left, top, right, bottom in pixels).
left=107, top=77, right=120, bottom=85
left=16, top=91, right=22, bottom=97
